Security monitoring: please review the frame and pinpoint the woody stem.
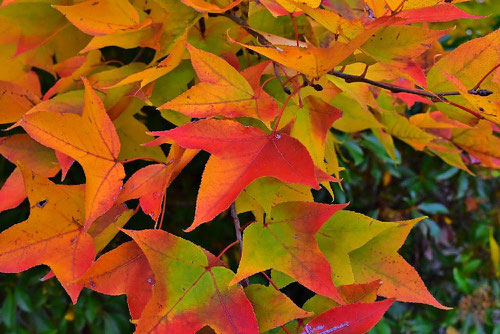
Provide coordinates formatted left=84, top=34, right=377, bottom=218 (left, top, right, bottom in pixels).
left=231, top=203, right=249, bottom=287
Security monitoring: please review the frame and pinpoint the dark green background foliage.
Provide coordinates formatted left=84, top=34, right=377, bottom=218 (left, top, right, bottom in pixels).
left=1, top=1, right=499, bottom=333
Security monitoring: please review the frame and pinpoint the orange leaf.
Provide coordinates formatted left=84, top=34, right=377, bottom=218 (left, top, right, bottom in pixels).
left=79, top=241, right=154, bottom=319
left=148, top=119, right=319, bottom=230
left=119, top=164, right=169, bottom=221
left=54, top=0, right=142, bottom=36
left=180, top=0, right=241, bottom=13
left=0, top=134, right=59, bottom=177
left=56, top=151, right=75, bottom=181
left=452, top=120, right=500, bottom=169
left=0, top=80, right=40, bottom=124
left=231, top=28, right=377, bottom=78
left=0, top=167, right=95, bottom=303
left=21, top=78, right=125, bottom=228
left=338, top=280, right=382, bottom=304
left=160, top=44, right=278, bottom=122
left=118, top=144, right=197, bottom=220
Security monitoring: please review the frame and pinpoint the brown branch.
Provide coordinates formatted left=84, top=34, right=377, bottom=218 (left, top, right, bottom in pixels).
left=329, top=70, right=491, bottom=99
left=230, top=203, right=249, bottom=287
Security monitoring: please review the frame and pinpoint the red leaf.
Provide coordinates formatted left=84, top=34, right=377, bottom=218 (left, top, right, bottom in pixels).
left=0, top=167, right=25, bottom=213
left=148, top=119, right=319, bottom=231
left=394, top=4, right=483, bottom=25
left=301, top=299, right=394, bottom=334
left=79, top=241, right=154, bottom=319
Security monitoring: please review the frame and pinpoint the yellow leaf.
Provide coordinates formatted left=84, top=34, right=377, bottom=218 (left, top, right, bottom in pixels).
left=54, top=0, right=142, bottom=36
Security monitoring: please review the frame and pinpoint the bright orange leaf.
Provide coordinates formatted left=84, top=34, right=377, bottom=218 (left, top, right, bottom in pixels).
left=0, top=167, right=95, bottom=303
left=21, top=78, right=125, bottom=228
left=79, top=241, right=154, bottom=319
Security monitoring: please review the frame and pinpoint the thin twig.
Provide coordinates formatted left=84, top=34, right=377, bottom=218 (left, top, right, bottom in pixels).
left=231, top=203, right=249, bottom=287
left=120, top=157, right=166, bottom=164
left=131, top=47, right=145, bottom=63
left=207, top=240, right=239, bottom=269
left=329, top=70, right=489, bottom=99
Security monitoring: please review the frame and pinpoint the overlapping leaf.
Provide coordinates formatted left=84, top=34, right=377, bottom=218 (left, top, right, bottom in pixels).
left=54, top=0, right=144, bottom=36
left=0, top=134, right=60, bottom=213
left=79, top=241, right=154, bottom=319
left=160, top=44, right=278, bottom=122
left=300, top=299, right=394, bottom=334
left=21, top=78, right=125, bottom=227
left=123, top=228, right=259, bottom=333
left=232, top=201, right=347, bottom=303
left=317, top=210, right=448, bottom=308
left=427, top=29, right=500, bottom=124
left=0, top=167, right=95, bottom=303
left=148, top=119, right=319, bottom=230
left=244, top=284, right=311, bottom=332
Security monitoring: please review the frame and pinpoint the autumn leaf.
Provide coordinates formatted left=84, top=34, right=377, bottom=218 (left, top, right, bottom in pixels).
left=393, top=4, right=482, bottom=25
left=79, top=241, right=154, bottom=319
left=180, top=0, right=241, bottom=13
left=377, top=110, right=435, bottom=151
left=0, top=80, right=40, bottom=124
left=0, top=134, right=59, bottom=178
left=427, top=29, right=500, bottom=125
left=112, top=36, right=186, bottom=88
left=54, top=0, right=143, bottom=36
left=244, top=284, right=311, bottom=332
left=148, top=119, right=319, bottom=230
left=236, top=177, right=313, bottom=218
left=87, top=205, right=133, bottom=254
left=43, top=51, right=102, bottom=100
left=0, top=134, right=60, bottom=213
left=21, top=78, right=125, bottom=228
left=286, top=2, right=363, bottom=37
left=118, top=164, right=170, bottom=221
left=300, top=299, right=394, bottom=334
left=291, top=96, right=342, bottom=172
left=318, top=210, right=448, bottom=309
left=0, top=166, right=95, bottom=303
left=0, top=0, right=497, bottom=329
left=118, top=144, right=197, bottom=220
left=231, top=201, right=347, bottom=304
left=123, top=228, right=259, bottom=333
left=0, top=168, right=25, bottom=213
left=0, top=2, right=69, bottom=55
left=232, top=28, right=376, bottom=78
left=451, top=120, right=500, bottom=169
left=159, top=44, right=278, bottom=122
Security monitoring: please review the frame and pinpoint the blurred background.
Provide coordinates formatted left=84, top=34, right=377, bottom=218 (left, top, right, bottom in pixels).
left=0, top=0, right=499, bottom=333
